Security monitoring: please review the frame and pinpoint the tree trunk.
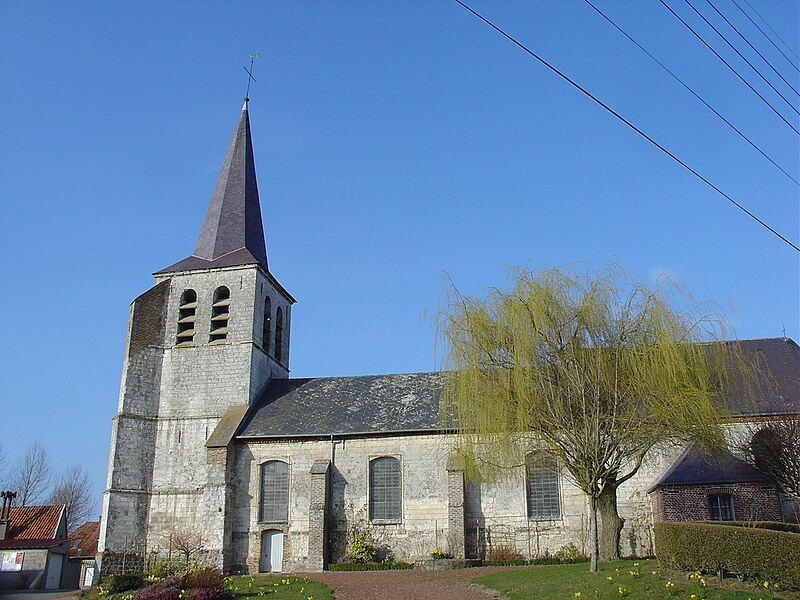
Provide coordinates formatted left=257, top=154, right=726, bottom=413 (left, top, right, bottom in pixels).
left=588, top=495, right=598, bottom=572
left=597, top=480, right=624, bottom=561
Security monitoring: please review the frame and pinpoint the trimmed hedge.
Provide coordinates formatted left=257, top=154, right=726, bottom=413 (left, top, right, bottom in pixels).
left=328, top=561, right=414, bottom=571
left=655, top=522, right=800, bottom=589
left=700, top=520, right=800, bottom=534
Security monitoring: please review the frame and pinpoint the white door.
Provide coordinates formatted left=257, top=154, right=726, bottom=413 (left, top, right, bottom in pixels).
left=260, top=530, right=284, bottom=572
left=83, top=566, right=96, bottom=587
left=45, top=553, right=63, bottom=589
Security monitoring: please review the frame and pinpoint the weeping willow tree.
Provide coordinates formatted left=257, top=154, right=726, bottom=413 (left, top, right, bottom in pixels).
left=437, top=264, right=753, bottom=572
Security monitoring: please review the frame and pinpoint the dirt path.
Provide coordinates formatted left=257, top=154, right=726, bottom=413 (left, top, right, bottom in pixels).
left=303, top=566, right=528, bottom=600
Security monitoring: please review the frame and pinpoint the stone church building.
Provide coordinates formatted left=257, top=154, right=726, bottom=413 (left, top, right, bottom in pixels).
left=98, top=103, right=799, bottom=574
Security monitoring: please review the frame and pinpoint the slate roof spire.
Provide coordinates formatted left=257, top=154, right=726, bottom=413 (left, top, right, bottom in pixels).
left=158, top=101, right=269, bottom=273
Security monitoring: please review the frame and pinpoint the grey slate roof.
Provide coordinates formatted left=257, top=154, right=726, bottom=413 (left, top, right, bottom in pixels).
left=652, top=443, right=770, bottom=488
left=237, top=372, right=445, bottom=439
left=158, top=103, right=268, bottom=274
left=236, top=338, right=798, bottom=441
left=725, top=338, right=800, bottom=417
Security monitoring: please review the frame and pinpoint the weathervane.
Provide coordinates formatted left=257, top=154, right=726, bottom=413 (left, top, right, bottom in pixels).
left=244, top=53, right=260, bottom=102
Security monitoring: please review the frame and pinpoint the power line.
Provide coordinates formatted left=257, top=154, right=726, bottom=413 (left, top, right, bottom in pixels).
left=737, top=0, right=800, bottom=65
left=451, top=0, right=800, bottom=252
left=704, top=0, right=798, bottom=97
left=583, top=0, right=797, bottom=186
left=658, top=0, right=799, bottom=135
left=682, top=0, right=799, bottom=116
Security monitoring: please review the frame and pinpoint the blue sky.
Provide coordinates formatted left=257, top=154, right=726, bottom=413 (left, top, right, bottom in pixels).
left=1, top=1, right=797, bottom=514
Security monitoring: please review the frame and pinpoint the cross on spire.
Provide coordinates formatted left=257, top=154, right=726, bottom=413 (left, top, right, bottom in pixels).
left=244, top=53, right=260, bottom=102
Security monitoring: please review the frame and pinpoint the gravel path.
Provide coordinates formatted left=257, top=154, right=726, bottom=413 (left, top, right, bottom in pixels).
left=302, top=566, right=528, bottom=600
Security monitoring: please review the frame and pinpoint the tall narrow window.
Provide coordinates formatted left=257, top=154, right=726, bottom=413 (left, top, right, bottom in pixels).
left=526, top=454, right=561, bottom=519
left=259, top=460, right=289, bottom=523
left=262, top=297, right=272, bottom=353
left=209, top=286, right=230, bottom=343
left=274, top=306, right=283, bottom=362
left=709, top=494, right=735, bottom=521
left=369, top=457, right=401, bottom=522
left=175, top=290, right=197, bottom=346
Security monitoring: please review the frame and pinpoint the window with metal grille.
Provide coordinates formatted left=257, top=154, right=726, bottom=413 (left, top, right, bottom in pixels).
left=709, top=494, right=735, bottom=521
left=275, top=306, right=284, bottom=362
left=259, top=461, right=289, bottom=523
left=210, top=286, right=231, bottom=343
left=526, top=454, right=561, bottom=519
left=262, top=296, right=271, bottom=353
left=369, top=457, right=401, bottom=522
left=175, top=289, right=197, bottom=346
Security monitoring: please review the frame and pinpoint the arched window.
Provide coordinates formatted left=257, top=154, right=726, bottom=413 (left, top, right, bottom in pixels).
left=262, top=297, right=272, bottom=353
left=209, top=286, right=230, bottom=343
left=175, top=289, right=197, bottom=346
left=525, top=453, right=561, bottom=519
left=275, top=306, right=283, bottom=362
left=259, top=460, right=289, bottom=523
left=369, top=457, right=401, bottom=522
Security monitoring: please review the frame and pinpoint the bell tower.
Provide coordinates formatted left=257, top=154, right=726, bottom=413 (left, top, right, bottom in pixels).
left=99, top=101, right=294, bottom=572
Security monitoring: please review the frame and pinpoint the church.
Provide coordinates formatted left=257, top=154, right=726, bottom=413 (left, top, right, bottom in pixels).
left=97, top=102, right=799, bottom=574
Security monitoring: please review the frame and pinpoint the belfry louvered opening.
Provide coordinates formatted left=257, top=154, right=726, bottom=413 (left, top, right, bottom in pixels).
left=259, top=460, right=289, bottom=523
left=210, top=286, right=231, bottom=343
left=369, top=456, right=401, bottom=522
left=262, top=296, right=272, bottom=353
left=275, top=306, right=283, bottom=362
left=175, top=289, right=197, bottom=346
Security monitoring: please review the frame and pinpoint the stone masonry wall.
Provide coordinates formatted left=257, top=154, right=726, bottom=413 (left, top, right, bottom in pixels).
left=228, top=434, right=685, bottom=573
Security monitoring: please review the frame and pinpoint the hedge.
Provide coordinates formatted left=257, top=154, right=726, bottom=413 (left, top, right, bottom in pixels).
left=700, top=520, right=800, bottom=534
left=654, top=522, right=800, bottom=589
left=482, top=556, right=589, bottom=567
left=328, top=561, right=414, bottom=571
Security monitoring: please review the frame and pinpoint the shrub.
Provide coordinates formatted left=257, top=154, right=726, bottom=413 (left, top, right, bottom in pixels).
left=134, top=577, right=182, bottom=600
left=486, top=545, right=522, bottom=561
left=655, top=522, right=800, bottom=589
left=103, top=574, right=146, bottom=593
left=553, top=543, right=587, bottom=563
left=186, top=588, right=231, bottom=600
left=328, top=561, right=414, bottom=571
left=183, top=566, right=225, bottom=590
left=346, top=532, right=377, bottom=564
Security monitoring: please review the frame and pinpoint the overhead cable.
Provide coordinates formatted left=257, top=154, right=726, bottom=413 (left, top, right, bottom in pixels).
left=451, top=0, right=799, bottom=252
left=704, top=0, right=798, bottom=97
left=736, top=0, right=799, bottom=66
left=583, top=0, right=797, bottom=186
left=682, top=0, right=799, bottom=115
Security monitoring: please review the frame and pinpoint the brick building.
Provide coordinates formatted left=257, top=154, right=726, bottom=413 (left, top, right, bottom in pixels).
left=98, top=102, right=800, bottom=574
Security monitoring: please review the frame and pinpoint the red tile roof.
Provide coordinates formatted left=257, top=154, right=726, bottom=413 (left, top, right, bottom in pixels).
left=69, top=520, right=100, bottom=558
left=0, top=538, right=67, bottom=550
left=6, top=505, right=64, bottom=540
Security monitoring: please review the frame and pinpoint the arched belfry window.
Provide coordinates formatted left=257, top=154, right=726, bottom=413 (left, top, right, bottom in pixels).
left=209, top=286, right=230, bottom=343
left=369, top=456, right=401, bottom=522
left=262, top=297, right=272, bottom=353
left=175, top=290, right=197, bottom=346
left=275, top=306, right=284, bottom=362
left=525, top=453, right=561, bottom=519
left=259, top=460, right=289, bottom=523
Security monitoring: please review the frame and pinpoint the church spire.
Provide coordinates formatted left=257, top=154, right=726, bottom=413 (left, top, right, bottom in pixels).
left=193, top=101, right=268, bottom=267
left=158, top=103, right=269, bottom=273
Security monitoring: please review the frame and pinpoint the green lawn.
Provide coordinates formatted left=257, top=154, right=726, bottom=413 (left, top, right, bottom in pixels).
left=228, top=574, right=333, bottom=600
left=473, top=559, right=790, bottom=600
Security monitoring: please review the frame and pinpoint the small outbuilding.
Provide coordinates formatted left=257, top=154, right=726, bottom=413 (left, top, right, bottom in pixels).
left=64, top=520, right=101, bottom=589
left=0, top=498, right=68, bottom=590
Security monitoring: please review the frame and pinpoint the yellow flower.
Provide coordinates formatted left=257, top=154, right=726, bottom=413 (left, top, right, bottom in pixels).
left=763, top=581, right=769, bottom=588
left=574, top=594, right=581, bottom=598
left=633, top=563, right=639, bottom=567
left=691, top=595, right=697, bottom=600
left=607, top=577, right=613, bottom=581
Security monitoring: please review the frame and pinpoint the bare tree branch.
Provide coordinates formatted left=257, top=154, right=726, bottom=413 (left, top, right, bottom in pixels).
left=48, top=465, right=96, bottom=533
left=8, top=443, right=51, bottom=506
